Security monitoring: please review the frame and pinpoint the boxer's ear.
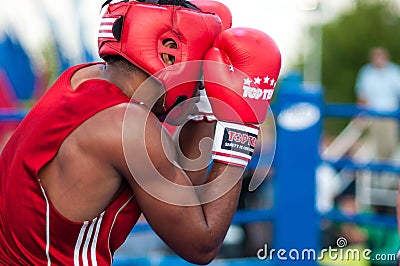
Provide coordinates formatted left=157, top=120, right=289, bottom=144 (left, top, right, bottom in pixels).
left=161, top=39, right=178, bottom=65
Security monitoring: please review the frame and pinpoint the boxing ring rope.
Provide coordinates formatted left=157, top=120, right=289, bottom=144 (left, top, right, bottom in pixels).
left=0, top=108, right=28, bottom=121
left=0, top=74, right=398, bottom=265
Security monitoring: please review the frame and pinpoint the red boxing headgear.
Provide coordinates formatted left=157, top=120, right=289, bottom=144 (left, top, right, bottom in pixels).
left=98, top=0, right=222, bottom=111
left=190, top=0, right=232, bottom=30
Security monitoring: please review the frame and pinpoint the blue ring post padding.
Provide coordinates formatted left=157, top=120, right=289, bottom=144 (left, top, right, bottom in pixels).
left=231, top=209, right=275, bottom=224
left=272, top=73, right=322, bottom=265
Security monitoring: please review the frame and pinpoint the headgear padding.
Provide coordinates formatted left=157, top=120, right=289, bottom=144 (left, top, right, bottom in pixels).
left=190, top=0, right=232, bottom=31
left=98, top=1, right=222, bottom=111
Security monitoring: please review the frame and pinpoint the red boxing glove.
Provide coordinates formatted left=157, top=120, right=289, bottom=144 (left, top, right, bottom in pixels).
left=203, top=27, right=281, bottom=168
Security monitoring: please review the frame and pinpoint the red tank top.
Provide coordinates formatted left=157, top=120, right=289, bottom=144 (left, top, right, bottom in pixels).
left=0, top=63, right=141, bottom=265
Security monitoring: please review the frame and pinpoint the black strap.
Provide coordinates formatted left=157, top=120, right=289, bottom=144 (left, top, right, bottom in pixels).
left=155, top=95, right=188, bottom=122
left=184, top=2, right=201, bottom=10
left=101, top=0, right=113, bottom=10
left=136, top=0, right=159, bottom=3
left=101, top=0, right=200, bottom=14
left=139, top=0, right=200, bottom=10
left=100, top=0, right=129, bottom=13
left=145, top=0, right=160, bottom=3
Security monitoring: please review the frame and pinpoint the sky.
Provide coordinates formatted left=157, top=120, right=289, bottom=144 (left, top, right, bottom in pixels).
left=0, top=0, right=390, bottom=75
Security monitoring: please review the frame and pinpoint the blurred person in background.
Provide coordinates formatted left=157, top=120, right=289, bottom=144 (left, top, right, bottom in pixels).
left=354, top=47, right=400, bottom=266
left=354, top=47, right=400, bottom=160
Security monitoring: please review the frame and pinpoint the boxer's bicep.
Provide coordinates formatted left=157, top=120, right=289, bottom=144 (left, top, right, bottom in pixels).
left=119, top=107, right=219, bottom=259
left=121, top=104, right=193, bottom=187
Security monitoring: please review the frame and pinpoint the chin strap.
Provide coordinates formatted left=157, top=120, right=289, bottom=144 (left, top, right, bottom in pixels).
left=155, top=95, right=188, bottom=122
left=143, top=0, right=160, bottom=3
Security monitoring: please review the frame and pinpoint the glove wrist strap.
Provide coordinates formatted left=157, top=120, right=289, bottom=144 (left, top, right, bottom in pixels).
left=188, top=114, right=217, bottom=122
left=212, top=121, right=259, bottom=168
left=188, top=89, right=217, bottom=122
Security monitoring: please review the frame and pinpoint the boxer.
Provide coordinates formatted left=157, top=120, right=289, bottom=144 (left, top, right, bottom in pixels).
left=0, top=0, right=281, bottom=265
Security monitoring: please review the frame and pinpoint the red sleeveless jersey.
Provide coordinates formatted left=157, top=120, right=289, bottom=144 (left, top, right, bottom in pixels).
left=0, top=63, right=142, bottom=265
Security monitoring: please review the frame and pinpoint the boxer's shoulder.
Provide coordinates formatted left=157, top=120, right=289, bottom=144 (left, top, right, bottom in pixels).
left=68, top=101, right=162, bottom=166
left=70, top=63, right=105, bottom=91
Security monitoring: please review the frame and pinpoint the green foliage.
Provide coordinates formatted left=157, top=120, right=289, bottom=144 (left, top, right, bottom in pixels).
left=41, top=41, right=62, bottom=86
left=306, top=0, right=400, bottom=134
left=321, top=0, right=400, bottom=104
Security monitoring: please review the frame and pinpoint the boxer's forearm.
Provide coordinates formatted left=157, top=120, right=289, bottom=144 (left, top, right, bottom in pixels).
left=174, top=120, right=216, bottom=186
left=178, top=162, right=244, bottom=263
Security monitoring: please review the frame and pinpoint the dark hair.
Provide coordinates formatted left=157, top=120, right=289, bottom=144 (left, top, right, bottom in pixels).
left=103, top=55, right=140, bottom=73
left=136, top=0, right=200, bottom=10
left=101, top=0, right=200, bottom=12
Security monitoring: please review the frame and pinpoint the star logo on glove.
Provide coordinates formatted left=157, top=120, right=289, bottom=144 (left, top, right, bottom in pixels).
left=244, top=76, right=276, bottom=88
left=243, top=78, right=252, bottom=86
left=254, top=77, right=262, bottom=85
left=270, top=78, right=276, bottom=87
